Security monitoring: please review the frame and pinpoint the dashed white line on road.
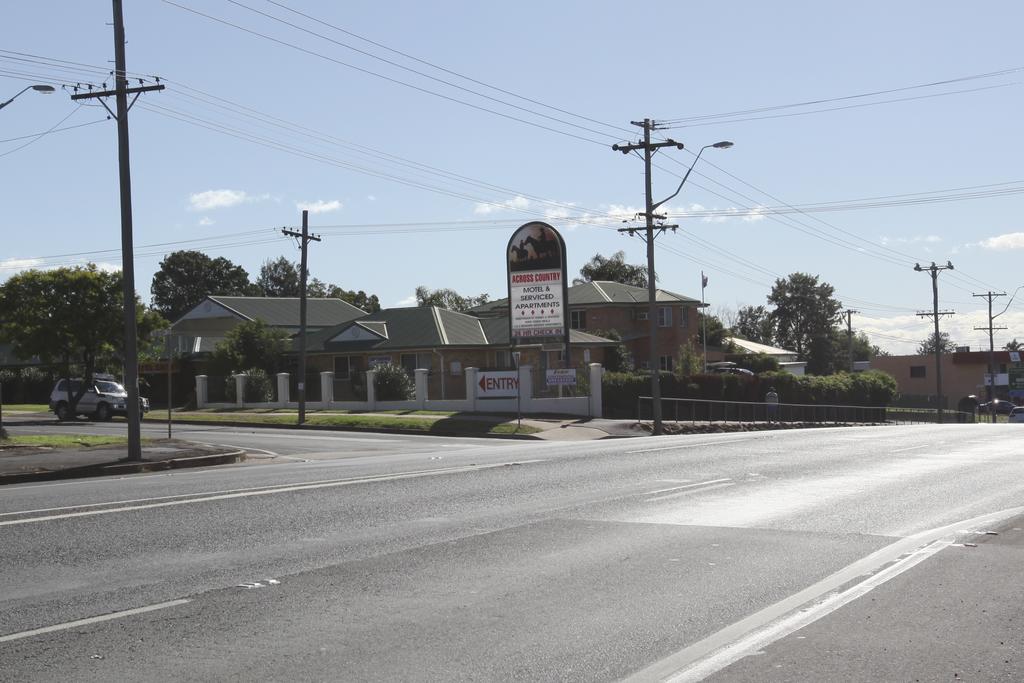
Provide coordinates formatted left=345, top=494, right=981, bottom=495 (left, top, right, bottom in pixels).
left=892, top=444, right=929, bottom=452
left=0, top=599, right=190, bottom=644
left=646, top=481, right=735, bottom=502
left=626, top=437, right=758, bottom=455
left=644, top=479, right=730, bottom=496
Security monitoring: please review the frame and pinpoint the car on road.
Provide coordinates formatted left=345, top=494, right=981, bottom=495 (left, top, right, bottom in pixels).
left=978, top=399, right=1015, bottom=415
left=49, top=377, right=150, bottom=421
left=1010, top=406, right=1024, bottom=424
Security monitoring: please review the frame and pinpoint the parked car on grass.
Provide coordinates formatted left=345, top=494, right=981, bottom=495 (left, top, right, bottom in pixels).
left=49, top=377, right=150, bottom=421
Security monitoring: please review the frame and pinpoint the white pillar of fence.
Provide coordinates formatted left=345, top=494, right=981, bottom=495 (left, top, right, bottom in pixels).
left=233, top=374, right=246, bottom=407
left=414, top=369, right=428, bottom=409
left=320, top=371, right=334, bottom=405
left=465, top=367, right=478, bottom=412
left=195, top=375, right=208, bottom=408
left=276, top=373, right=290, bottom=407
left=518, top=364, right=533, bottom=413
left=365, top=369, right=377, bottom=411
left=589, top=363, right=603, bottom=418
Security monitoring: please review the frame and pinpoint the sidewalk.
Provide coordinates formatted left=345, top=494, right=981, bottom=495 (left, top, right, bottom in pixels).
left=0, top=438, right=244, bottom=485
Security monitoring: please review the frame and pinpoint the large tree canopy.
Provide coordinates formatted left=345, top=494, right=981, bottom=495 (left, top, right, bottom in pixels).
left=255, top=256, right=302, bottom=297
left=308, top=279, right=381, bottom=313
left=209, top=319, right=290, bottom=375
left=415, top=286, right=490, bottom=312
left=0, top=265, right=165, bottom=407
left=575, top=251, right=651, bottom=288
left=767, top=273, right=842, bottom=374
left=732, top=305, right=776, bottom=344
left=151, top=250, right=252, bottom=321
left=917, top=331, right=956, bottom=355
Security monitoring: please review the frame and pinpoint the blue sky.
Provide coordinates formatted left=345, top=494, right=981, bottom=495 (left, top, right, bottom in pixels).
left=2, top=1, right=1023, bottom=354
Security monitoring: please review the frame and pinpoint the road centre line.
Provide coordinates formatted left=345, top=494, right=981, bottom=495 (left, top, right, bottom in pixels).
left=626, top=437, right=759, bottom=455
left=0, top=599, right=190, bottom=644
left=0, top=460, right=546, bottom=526
left=644, top=479, right=732, bottom=495
left=625, top=504, right=1024, bottom=683
left=646, top=482, right=735, bottom=502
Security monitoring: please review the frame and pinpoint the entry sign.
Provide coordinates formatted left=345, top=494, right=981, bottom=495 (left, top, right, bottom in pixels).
left=546, top=368, right=576, bottom=387
left=478, top=371, right=519, bottom=398
left=507, top=221, right=569, bottom=344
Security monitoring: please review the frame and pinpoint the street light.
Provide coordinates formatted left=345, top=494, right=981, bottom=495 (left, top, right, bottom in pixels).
left=0, top=84, right=56, bottom=111
left=613, top=121, right=733, bottom=435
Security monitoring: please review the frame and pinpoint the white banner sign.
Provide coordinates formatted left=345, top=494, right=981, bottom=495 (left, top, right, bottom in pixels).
left=546, top=368, right=577, bottom=386
left=477, top=371, right=519, bottom=397
left=510, top=269, right=565, bottom=338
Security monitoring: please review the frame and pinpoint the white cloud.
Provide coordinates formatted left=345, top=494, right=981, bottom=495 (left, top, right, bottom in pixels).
left=979, top=232, right=1024, bottom=250
left=879, top=234, right=943, bottom=246
left=198, top=217, right=215, bottom=226
left=474, top=195, right=531, bottom=215
left=367, top=194, right=377, bottom=202
left=92, top=262, right=120, bottom=273
left=296, top=199, right=342, bottom=214
left=394, top=294, right=418, bottom=307
left=0, top=257, right=43, bottom=272
left=188, top=189, right=269, bottom=211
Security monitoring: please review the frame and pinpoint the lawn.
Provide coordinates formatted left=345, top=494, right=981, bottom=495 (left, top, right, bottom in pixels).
left=1, top=404, right=50, bottom=413
left=0, top=434, right=130, bottom=449
left=144, top=411, right=539, bottom=435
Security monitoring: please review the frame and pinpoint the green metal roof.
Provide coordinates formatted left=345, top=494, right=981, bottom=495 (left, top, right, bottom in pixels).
left=469, top=280, right=701, bottom=316
left=209, top=296, right=366, bottom=328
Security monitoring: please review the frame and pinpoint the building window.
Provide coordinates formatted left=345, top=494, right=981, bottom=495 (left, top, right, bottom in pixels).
left=639, top=360, right=650, bottom=370
left=910, top=365, right=926, bottom=378
left=333, top=356, right=350, bottom=380
left=570, top=310, right=587, bottom=330
left=680, top=307, right=689, bottom=327
left=636, top=310, right=649, bottom=321
left=659, top=355, right=674, bottom=372
left=658, top=306, right=673, bottom=327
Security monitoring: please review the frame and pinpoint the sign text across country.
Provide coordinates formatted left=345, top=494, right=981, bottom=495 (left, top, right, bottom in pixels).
left=507, top=221, right=570, bottom=356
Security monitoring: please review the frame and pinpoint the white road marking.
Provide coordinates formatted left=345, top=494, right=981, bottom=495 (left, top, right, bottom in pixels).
left=0, top=599, right=190, bottom=644
left=646, top=482, right=735, bottom=502
left=0, top=460, right=546, bottom=526
left=625, top=505, right=1024, bottom=683
left=644, top=479, right=732, bottom=495
left=892, top=444, right=929, bottom=452
left=626, top=437, right=758, bottom=455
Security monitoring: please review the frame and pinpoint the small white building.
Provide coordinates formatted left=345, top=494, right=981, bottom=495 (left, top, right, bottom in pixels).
left=726, top=337, right=807, bottom=376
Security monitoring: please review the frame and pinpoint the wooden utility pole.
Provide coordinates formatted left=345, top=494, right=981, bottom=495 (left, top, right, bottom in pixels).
left=282, top=210, right=321, bottom=425
left=973, top=291, right=1006, bottom=422
left=71, top=1, right=164, bottom=461
left=915, top=262, right=955, bottom=423
left=842, top=309, right=860, bottom=372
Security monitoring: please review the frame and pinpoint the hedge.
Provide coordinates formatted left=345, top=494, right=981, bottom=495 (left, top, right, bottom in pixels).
left=602, top=369, right=897, bottom=418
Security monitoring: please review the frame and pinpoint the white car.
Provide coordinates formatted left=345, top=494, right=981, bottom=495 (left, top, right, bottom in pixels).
left=1010, top=406, right=1024, bottom=424
left=49, top=378, right=150, bottom=421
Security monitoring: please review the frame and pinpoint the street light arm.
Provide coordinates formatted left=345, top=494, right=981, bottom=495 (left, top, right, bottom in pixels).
left=0, top=86, right=33, bottom=111
left=652, top=145, right=709, bottom=212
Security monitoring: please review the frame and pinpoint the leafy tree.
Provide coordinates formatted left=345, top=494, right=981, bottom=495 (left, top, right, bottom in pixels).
left=209, top=319, right=290, bottom=375
left=698, top=312, right=729, bottom=347
left=307, top=278, right=381, bottom=312
left=767, top=273, right=842, bottom=374
left=592, top=328, right=633, bottom=372
left=674, top=340, right=703, bottom=376
left=574, top=250, right=651, bottom=288
left=732, top=305, right=776, bottom=344
left=828, top=329, right=879, bottom=373
left=256, top=256, right=301, bottom=297
left=917, top=331, right=956, bottom=355
left=373, top=363, right=415, bottom=400
left=1005, top=338, right=1021, bottom=351
left=415, top=286, right=490, bottom=312
left=150, top=250, right=252, bottom=320
left=0, top=265, right=164, bottom=410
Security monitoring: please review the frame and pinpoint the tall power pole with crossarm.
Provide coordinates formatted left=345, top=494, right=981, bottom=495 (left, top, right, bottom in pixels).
left=71, top=0, right=164, bottom=461
left=282, top=210, right=321, bottom=425
left=914, top=261, right=955, bottom=423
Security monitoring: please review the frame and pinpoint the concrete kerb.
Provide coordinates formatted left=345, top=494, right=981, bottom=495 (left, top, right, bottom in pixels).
left=152, top=417, right=544, bottom=440
left=0, top=448, right=246, bottom=485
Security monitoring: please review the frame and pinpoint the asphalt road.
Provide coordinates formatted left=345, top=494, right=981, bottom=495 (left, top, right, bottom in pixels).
left=2, top=423, right=1023, bottom=681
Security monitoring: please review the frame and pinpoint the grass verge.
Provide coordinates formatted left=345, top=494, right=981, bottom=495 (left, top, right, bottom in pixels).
left=0, top=434, right=130, bottom=449
left=144, top=411, right=539, bottom=435
left=2, top=404, right=49, bottom=413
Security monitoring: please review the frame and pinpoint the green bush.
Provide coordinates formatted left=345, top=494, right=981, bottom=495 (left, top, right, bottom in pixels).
left=602, top=368, right=898, bottom=417
left=224, top=368, right=275, bottom=403
left=374, top=363, right=415, bottom=401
